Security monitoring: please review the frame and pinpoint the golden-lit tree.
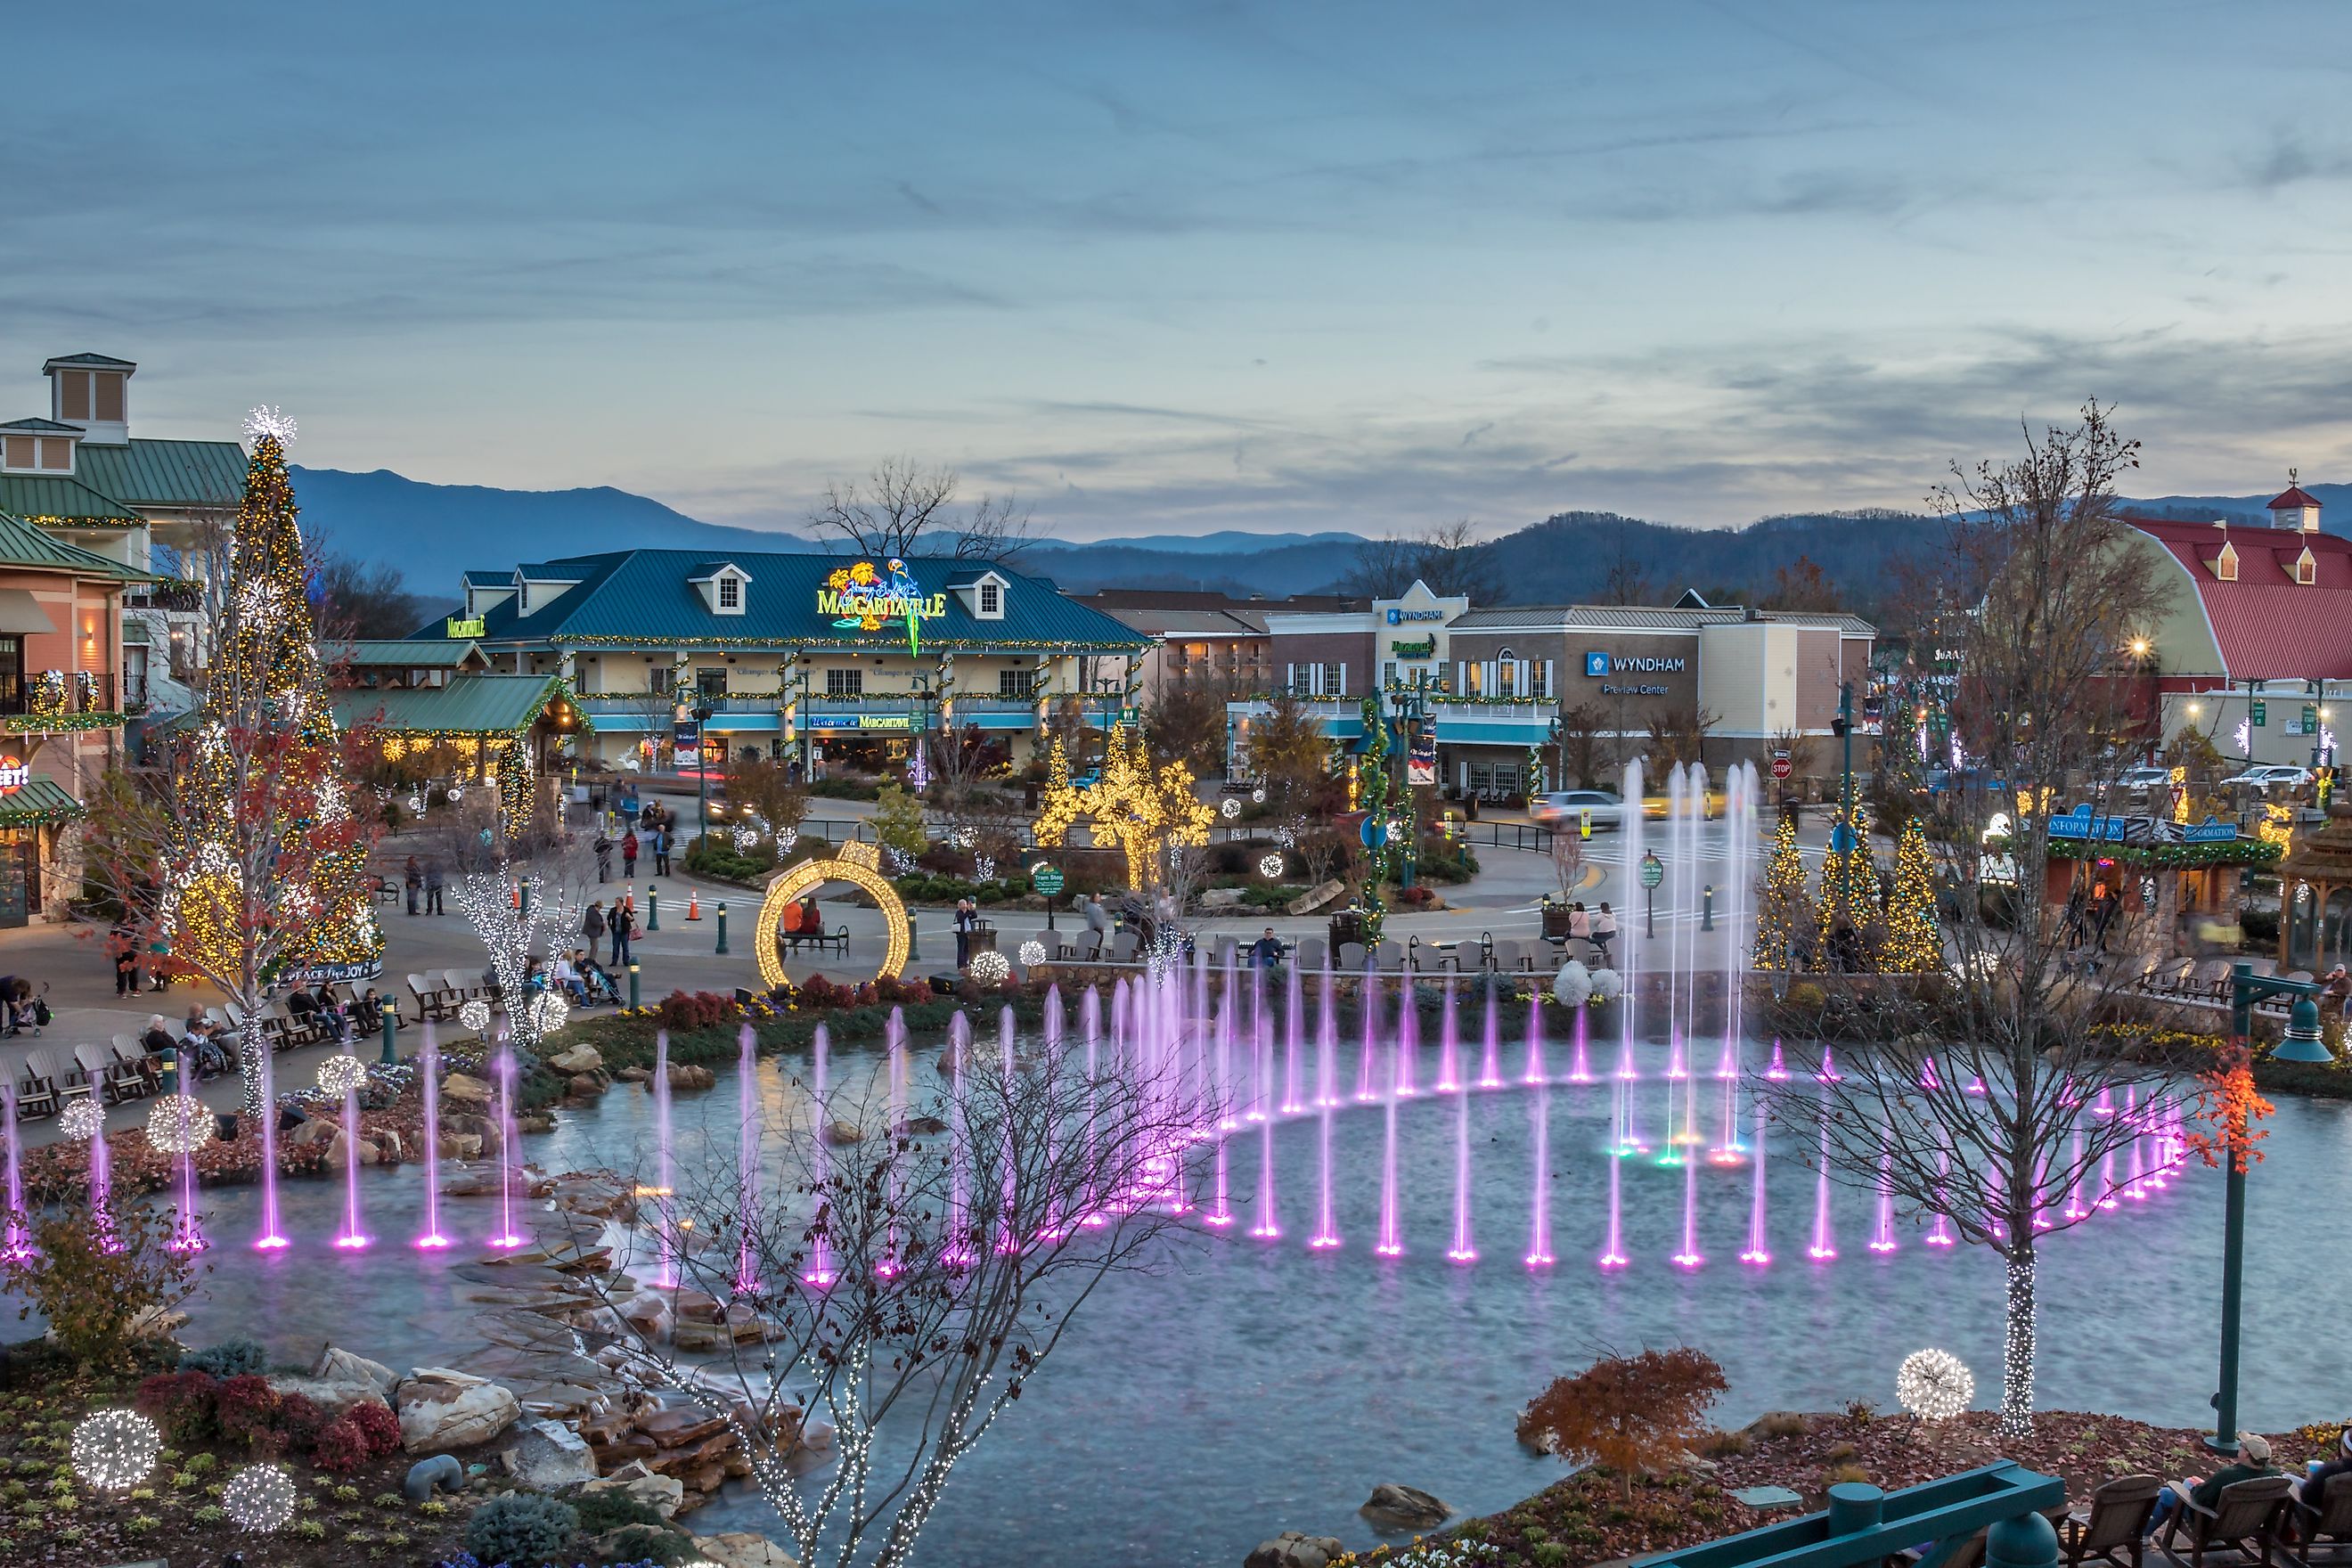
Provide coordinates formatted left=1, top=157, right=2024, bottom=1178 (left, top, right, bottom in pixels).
left=1881, top=816, right=1941, bottom=971
left=1752, top=812, right=1808, bottom=969
left=1033, top=726, right=1213, bottom=894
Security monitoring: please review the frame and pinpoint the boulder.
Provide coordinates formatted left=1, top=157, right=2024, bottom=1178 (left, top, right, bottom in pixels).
left=372, top=1128, right=404, bottom=1162
left=619, top=1293, right=674, bottom=1345
left=266, top=1374, right=389, bottom=1417
left=568, top=1074, right=605, bottom=1097
left=821, top=1122, right=864, bottom=1146
left=1246, top=1533, right=1348, bottom=1568
left=1197, top=886, right=1245, bottom=910
left=666, top=1063, right=717, bottom=1092
left=438, top=1131, right=484, bottom=1161
left=441, top=1072, right=493, bottom=1104
left=287, top=1116, right=337, bottom=1148
left=398, top=1374, right=520, bottom=1451
left=1287, top=878, right=1347, bottom=917
left=312, top=1343, right=397, bottom=1397
left=692, top=1531, right=801, bottom=1568
left=402, top=1454, right=465, bottom=1503
left=615, top=1066, right=651, bottom=1082
left=893, top=1115, right=949, bottom=1138
left=501, top=1417, right=600, bottom=1489
left=636, top=1408, right=730, bottom=1450
left=550, top=1044, right=603, bottom=1074
left=327, top=1130, right=391, bottom=1169
left=1360, top=1483, right=1450, bottom=1532
left=796, top=1420, right=836, bottom=1451
left=581, top=1461, right=686, bottom=1519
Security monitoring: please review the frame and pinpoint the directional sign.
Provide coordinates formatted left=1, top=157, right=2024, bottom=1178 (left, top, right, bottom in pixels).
left=1032, top=865, right=1066, bottom=896
left=1638, top=851, right=1664, bottom=890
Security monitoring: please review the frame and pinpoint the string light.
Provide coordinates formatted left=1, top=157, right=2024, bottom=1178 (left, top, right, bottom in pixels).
left=224, top=1461, right=297, bottom=1531
left=1897, top=1348, right=1975, bottom=1421
left=969, top=951, right=1010, bottom=984
left=753, top=842, right=910, bottom=988
left=59, top=1098, right=103, bottom=1141
left=459, top=999, right=492, bottom=1033
left=315, top=1054, right=364, bottom=1098
left=1017, top=939, right=1047, bottom=967
left=1752, top=813, right=1805, bottom=969
left=145, top=1094, right=213, bottom=1155
left=530, top=992, right=570, bottom=1034
left=1257, top=853, right=1285, bottom=878
left=1882, top=818, right=1941, bottom=971
left=1221, top=797, right=1241, bottom=820
left=71, top=1409, right=160, bottom=1490
left=1033, top=728, right=1213, bottom=893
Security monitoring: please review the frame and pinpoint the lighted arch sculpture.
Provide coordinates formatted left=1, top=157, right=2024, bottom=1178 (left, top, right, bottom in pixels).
left=754, top=837, right=911, bottom=989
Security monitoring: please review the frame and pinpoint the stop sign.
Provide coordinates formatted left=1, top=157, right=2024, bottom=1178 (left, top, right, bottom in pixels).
left=1771, top=751, right=1793, bottom=780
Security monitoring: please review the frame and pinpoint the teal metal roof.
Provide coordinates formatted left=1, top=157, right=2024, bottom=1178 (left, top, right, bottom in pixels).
left=0, top=472, right=143, bottom=525
left=0, top=418, right=82, bottom=434
left=0, top=510, right=151, bottom=578
left=440, top=549, right=1151, bottom=653
left=44, top=353, right=136, bottom=372
left=330, top=674, right=585, bottom=736
left=328, top=639, right=479, bottom=669
left=0, top=776, right=86, bottom=824
left=69, top=439, right=247, bottom=510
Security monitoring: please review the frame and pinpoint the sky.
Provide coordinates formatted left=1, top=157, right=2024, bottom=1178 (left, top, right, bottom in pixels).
left=5, top=1, right=2351, bottom=543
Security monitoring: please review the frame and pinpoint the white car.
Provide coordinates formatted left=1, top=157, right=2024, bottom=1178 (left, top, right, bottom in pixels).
left=2221, top=764, right=2311, bottom=790
left=1532, top=789, right=1626, bottom=831
left=2106, top=764, right=2171, bottom=792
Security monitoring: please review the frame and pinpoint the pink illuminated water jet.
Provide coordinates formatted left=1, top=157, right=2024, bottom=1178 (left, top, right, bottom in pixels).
left=1926, top=1147, right=1956, bottom=1247
left=1447, top=1090, right=1476, bottom=1262
left=807, top=1024, right=837, bottom=1284
left=1739, top=1099, right=1769, bottom=1264
left=255, top=1030, right=289, bottom=1250
left=486, top=1042, right=527, bottom=1249
left=1806, top=1084, right=1836, bottom=1260
left=333, top=1082, right=369, bottom=1250
left=1315, top=967, right=1339, bottom=1108
left=1599, top=1081, right=1628, bottom=1268
left=1765, top=1040, right=1789, bottom=1080
left=1375, top=1099, right=1402, bottom=1256
left=1525, top=1082, right=1553, bottom=1266
left=1394, top=982, right=1420, bottom=1098
left=1566, top=1007, right=1592, bottom=1084
left=946, top=1013, right=976, bottom=1261
left=1, top=1087, right=31, bottom=1262
left=1868, top=1136, right=1896, bottom=1254
left=1671, top=1122, right=1703, bottom=1268
left=1522, top=989, right=1546, bottom=1085
left=732, top=1025, right=762, bottom=1290
left=1477, top=982, right=1503, bottom=1089
left=1281, top=964, right=1304, bottom=1115
left=1355, top=968, right=1380, bottom=1102
left=1310, top=1099, right=1340, bottom=1249
left=1435, top=979, right=1460, bottom=1092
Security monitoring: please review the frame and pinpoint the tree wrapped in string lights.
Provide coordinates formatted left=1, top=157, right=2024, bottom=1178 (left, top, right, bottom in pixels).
left=1812, top=803, right=1875, bottom=962
left=1032, top=726, right=1213, bottom=895
left=568, top=1006, right=1193, bottom=1567
left=85, top=410, right=383, bottom=1119
left=1881, top=817, right=1942, bottom=972
left=1752, top=811, right=1808, bottom=970
left=453, top=862, right=587, bottom=1061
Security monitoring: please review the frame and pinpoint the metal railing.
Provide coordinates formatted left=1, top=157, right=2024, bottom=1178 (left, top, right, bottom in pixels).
left=0, top=670, right=119, bottom=718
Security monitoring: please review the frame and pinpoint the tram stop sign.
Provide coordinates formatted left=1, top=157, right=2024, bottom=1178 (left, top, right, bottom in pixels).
left=1032, top=865, right=1066, bottom=896
left=1638, top=851, right=1664, bottom=890
left=1771, top=750, right=1793, bottom=780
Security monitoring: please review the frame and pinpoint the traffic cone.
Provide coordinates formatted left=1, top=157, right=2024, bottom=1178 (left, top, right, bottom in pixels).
left=686, top=889, right=702, bottom=921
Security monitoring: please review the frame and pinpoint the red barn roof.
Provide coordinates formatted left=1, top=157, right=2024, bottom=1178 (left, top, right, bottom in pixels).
left=2123, top=514, right=2352, bottom=680
left=2268, top=484, right=2323, bottom=511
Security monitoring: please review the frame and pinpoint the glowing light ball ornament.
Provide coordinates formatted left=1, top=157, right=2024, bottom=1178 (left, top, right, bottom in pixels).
left=530, top=992, right=570, bottom=1034
left=969, top=950, right=1010, bottom=984
left=1221, top=797, right=1242, bottom=820
left=145, top=1094, right=213, bottom=1155
left=1895, top=1348, right=1975, bottom=1422
left=59, top=1098, right=104, bottom=1142
left=1588, top=968, right=1624, bottom=1001
left=225, top=1461, right=298, bottom=1531
left=71, top=1409, right=161, bottom=1490
left=1018, top=939, right=1047, bottom=967
left=1258, top=853, right=1285, bottom=879
left=458, top=999, right=492, bottom=1033
left=1251, top=786, right=1266, bottom=804
left=315, top=1053, right=365, bottom=1098
left=1551, top=960, right=1592, bottom=1006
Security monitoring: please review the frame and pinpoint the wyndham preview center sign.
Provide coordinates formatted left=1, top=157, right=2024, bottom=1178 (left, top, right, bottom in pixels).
left=1585, top=651, right=1686, bottom=676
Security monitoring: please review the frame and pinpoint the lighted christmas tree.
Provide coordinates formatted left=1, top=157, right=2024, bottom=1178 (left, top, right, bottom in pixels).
left=1752, top=812, right=1809, bottom=969
left=97, top=410, right=385, bottom=1071
left=1881, top=816, right=1941, bottom=971
left=1814, top=804, right=1875, bottom=965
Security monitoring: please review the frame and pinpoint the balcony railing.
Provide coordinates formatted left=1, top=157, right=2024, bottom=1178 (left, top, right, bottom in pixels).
left=0, top=670, right=120, bottom=721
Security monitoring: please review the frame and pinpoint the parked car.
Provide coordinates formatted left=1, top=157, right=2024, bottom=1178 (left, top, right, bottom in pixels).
left=1532, top=789, right=1627, bottom=831
left=2109, top=764, right=2171, bottom=791
left=2220, top=764, right=2311, bottom=790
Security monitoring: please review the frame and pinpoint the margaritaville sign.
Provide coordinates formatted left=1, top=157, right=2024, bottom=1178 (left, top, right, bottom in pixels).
left=820, top=559, right=947, bottom=653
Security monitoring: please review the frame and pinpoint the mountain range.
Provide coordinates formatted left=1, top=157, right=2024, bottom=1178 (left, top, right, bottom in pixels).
left=287, top=464, right=2342, bottom=612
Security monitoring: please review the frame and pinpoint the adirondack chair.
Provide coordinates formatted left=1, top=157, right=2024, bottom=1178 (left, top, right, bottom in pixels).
left=75, top=1043, right=141, bottom=1106
left=110, top=1035, right=159, bottom=1098
left=13, top=1057, right=59, bottom=1118
left=30, top=1048, right=94, bottom=1110
left=2062, top=1474, right=2161, bottom=1568
left=1337, top=942, right=1366, bottom=970
left=1295, top=937, right=1327, bottom=971
left=1490, top=938, right=1523, bottom=974
left=2161, top=1474, right=2294, bottom=1568
left=1373, top=940, right=1405, bottom=971
left=2289, top=1471, right=2352, bottom=1568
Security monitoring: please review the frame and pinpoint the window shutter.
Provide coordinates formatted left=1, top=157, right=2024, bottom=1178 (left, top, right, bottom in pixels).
left=94, top=373, right=124, bottom=423
left=57, top=371, right=90, bottom=421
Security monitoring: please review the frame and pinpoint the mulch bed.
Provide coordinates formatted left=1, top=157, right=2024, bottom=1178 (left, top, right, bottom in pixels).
left=1339, top=1409, right=2347, bottom=1568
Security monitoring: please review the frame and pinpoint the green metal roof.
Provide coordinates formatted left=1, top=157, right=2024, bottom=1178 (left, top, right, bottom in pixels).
left=440, top=549, right=1152, bottom=653
left=44, top=353, right=135, bottom=372
left=0, top=777, right=86, bottom=825
left=327, top=639, right=480, bottom=669
left=69, top=439, right=247, bottom=510
left=0, top=510, right=151, bottom=578
left=330, top=674, right=586, bottom=737
left=0, top=471, right=144, bottom=526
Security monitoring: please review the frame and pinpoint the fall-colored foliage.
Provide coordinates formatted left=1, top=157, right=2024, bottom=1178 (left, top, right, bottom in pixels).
left=1516, top=1347, right=1730, bottom=1497
left=2186, top=1051, right=2275, bottom=1175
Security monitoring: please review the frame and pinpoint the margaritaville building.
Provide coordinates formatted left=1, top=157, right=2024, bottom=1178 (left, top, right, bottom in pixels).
left=431, top=549, right=1149, bottom=771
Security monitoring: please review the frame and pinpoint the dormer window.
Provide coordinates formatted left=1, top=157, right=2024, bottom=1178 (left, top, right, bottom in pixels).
left=980, top=581, right=1000, bottom=616
left=2295, top=546, right=2317, bottom=585
left=688, top=561, right=751, bottom=616
left=2210, top=542, right=2239, bottom=582
left=719, top=576, right=739, bottom=609
left=951, top=569, right=1009, bottom=620
left=1, top=421, right=79, bottom=474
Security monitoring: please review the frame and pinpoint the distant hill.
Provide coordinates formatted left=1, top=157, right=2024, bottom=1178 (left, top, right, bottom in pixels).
left=288, top=467, right=804, bottom=593
left=282, top=464, right=2352, bottom=615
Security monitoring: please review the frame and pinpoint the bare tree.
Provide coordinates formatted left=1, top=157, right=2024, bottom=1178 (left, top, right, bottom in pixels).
left=1548, top=832, right=1585, bottom=898
left=589, top=1005, right=1194, bottom=1567
left=1599, top=527, right=1653, bottom=606
left=1755, top=402, right=2181, bottom=1438
left=1556, top=701, right=1610, bottom=790
left=1339, top=519, right=1499, bottom=602
left=811, top=458, right=1039, bottom=564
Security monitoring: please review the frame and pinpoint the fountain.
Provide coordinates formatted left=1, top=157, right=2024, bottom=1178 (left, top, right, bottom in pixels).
left=732, top=1024, right=760, bottom=1290
left=808, top=1024, right=837, bottom=1284
left=946, top=1013, right=976, bottom=1261
left=1446, top=1089, right=1476, bottom=1262
left=1375, top=1098, right=1402, bottom=1257
left=649, top=1029, right=678, bottom=1283
left=1309, top=1098, right=1339, bottom=1249
left=1315, top=967, right=1338, bottom=1108
left=1524, top=1081, right=1553, bottom=1266
left=486, top=1045, right=526, bottom=1250
left=334, top=1079, right=369, bottom=1250
left=255, top=1031, right=289, bottom=1250
left=412, top=1025, right=447, bottom=1250
left=1739, top=1099, right=1770, bottom=1263
left=1436, top=979, right=1460, bottom=1092
left=1393, top=978, right=1419, bottom=1098
left=1477, top=980, right=1502, bottom=1090
left=1521, top=983, right=1546, bottom=1085
left=1807, top=1077, right=1836, bottom=1261
left=2, top=1086, right=31, bottom=1262
left=1281, top=964, right=1303, bottom=1115
left=1567, top=1006, right=1592, bottom=1084
left=1926, top=1147, right=1956, bottom=1247
left=1355, top=968, right=1379, bottom=1102
left=1599, top=1079, right=1628, bottom=1269
left=1869, top=1129, right=1897, bottom=1254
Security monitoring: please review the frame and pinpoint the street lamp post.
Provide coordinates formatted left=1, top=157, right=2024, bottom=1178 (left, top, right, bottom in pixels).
left=692, top=699, right=715, bottom=842
left=2210, top=964, right=2327, bottom=1455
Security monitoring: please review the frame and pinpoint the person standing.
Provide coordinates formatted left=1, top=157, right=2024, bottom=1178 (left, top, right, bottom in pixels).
left=954, top=897, right=974, bottom=968
left=424, top=857, right=445, bottom=915
left=622, top=829, right=640, bottom=880
left=111, top=921, right=141, bottom=998
left=592, top=830, right=613, bottom=883
left=584, top=899, right=607, bottom=959
left=404, top=854, right=422, bottom=916
left=654, top=823, right=672, bottom=878
left=612, top=892, right=634, bottom=968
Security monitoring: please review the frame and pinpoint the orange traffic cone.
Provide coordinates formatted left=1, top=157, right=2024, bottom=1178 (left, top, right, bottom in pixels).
left=686, top=889, right=702, bottom=921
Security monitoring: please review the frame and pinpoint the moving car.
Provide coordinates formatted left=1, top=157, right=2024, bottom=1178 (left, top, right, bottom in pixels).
left=1532, top=789, right=1627, bottom=831
left=2110, top=764, right=2171, bottom=791
left=2220, top=764, right=2311, bottom=790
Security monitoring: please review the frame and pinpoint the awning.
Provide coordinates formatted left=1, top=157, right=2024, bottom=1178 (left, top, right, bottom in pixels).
left=0, top=776, right=85, bottom=827
left=1435, top=718, right=1553, bottom=746
left=706, top=714, right=780, bottom=732
left=0, top=591, right=58, bottom=636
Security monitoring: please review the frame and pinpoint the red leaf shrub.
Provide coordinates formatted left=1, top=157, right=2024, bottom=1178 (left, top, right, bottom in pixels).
left=213, top=1374, right=287, bottom=1453
left=795, top=976, right=859, bottom=1010
left=341, top=1398, right=402, bottom=1458
left=310, top=1414, right=375, bottom=1474
left=656, top=990, right=737, bottom=1031
left=135, top=1369, right=222, bottom=1444
left=272, top=1391, right=326, bottom=1454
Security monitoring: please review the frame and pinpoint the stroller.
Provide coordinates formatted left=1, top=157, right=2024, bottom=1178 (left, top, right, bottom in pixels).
left=577, top=955, right=623, bottom=1008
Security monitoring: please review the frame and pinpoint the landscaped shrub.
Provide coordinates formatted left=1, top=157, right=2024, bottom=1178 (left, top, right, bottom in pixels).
left=309, top=1409, right=391, bottom=1474
left=655, top=990, right=736, bottom=1032
left=177, top=1337, right=267, bottom=1377
left=603, top=1523, right=698, bottom=1565
left=340, top=1399, right=403, bottom=1458
left=269, top=1391, right=326, bottom=1455
left=135, top=1370, right=222, bottom=1445
left=211, top=1375, right=287, bottom=1453
left=463, top=1492, right=580, bottom=1566
left=573, top=1489, right=666, bottom=1536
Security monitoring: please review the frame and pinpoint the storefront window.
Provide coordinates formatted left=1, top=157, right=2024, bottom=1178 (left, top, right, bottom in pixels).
left=827, top=668, right=863, bottom=698
left=0, top=637, right=20, bottom=713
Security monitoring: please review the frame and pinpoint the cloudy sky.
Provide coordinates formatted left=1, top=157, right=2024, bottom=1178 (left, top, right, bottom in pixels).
left=5, top=1, right=2348, bottom=540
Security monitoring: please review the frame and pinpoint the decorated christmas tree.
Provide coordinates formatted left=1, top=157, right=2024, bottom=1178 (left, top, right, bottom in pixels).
left=1881, top=817, right=1941, bottom=971
left=1813, top=804, right=1875, bottom=965
left=151, top=410, right=382, bottom=990
left=1752, top=812, right=1809, bottom=969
